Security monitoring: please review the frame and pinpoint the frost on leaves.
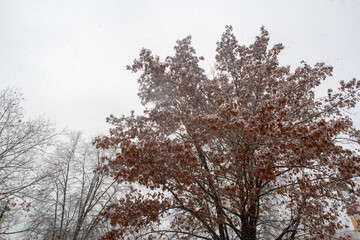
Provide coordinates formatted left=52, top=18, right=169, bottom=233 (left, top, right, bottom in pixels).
left=95, top=26, right=360, bottom=240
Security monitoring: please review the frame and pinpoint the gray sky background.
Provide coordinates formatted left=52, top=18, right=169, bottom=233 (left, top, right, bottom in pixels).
left=0, top=0, right=359, bottom=137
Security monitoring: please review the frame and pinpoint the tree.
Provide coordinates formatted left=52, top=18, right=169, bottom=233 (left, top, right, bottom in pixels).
left=23, top=132, right=123, bottom=240
left=95, top=26, right=360, bottom=240
left=0, top=88, right=55, bottom=235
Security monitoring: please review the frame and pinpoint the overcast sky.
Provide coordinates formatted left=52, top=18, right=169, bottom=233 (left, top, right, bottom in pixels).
left=0, top=0, right=359, bottom=137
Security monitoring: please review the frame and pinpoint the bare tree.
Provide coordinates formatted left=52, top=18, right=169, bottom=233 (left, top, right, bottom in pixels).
left=0, top=88, right=55, bottom=235
left=23, top=132, right=123, bottom=240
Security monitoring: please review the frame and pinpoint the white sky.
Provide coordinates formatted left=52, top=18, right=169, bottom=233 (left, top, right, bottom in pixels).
left=0, top=0, right=359, bottom=137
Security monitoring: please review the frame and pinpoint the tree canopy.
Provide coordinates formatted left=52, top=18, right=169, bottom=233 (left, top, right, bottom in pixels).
left=0, top=89, right=120, bottom=239
left=95, top=26, right=360, bottom=240
left=0, top=88, right=55, bottom=235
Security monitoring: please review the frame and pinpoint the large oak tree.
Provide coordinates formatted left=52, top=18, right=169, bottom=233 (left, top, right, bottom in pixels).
left=95, top=26, right=360, bottom=240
